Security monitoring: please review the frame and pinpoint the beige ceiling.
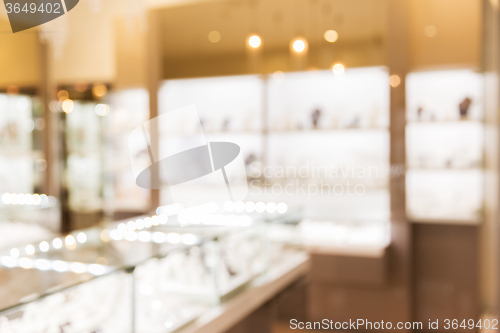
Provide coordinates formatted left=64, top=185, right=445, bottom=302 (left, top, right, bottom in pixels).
left=160, top=0, right=388, bottom=58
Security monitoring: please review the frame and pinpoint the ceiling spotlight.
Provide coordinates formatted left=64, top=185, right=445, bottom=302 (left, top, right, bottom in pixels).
left=291, top=38, right=308, bottom=53
left=208, top=30, right=221, bottom=43
left=324, top=30, right=339, bottom=43
left=248, top=35, right=262, bottom=48
left=92, top=83, right=107, bottom=98
left=332, top=63, right=345, bottom=76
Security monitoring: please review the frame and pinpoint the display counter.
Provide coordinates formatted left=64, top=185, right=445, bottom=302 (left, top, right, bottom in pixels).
left=0, top=200, right=393, bottom=332
left=0, top=211, right=309, bottom=333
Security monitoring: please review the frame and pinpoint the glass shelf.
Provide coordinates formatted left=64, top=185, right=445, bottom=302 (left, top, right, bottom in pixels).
left=406, top=69, right=484, bottom=122
left=267, top=67, right=390, bottom=131
left=266, top=213, right=390, bottom=258
left=406, top=121, right=484, bottom=170
left=158, top=75, right=264, bottom=134
left=406, top=169, right=483, bottom=223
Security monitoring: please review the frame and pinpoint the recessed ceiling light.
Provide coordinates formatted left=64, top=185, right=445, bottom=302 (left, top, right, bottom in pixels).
left=208, top=30, right=221, bottom=43
left=291, top=38, right=308, bottom=53
left=324, top=30, right=339, bottom=43
left=248, top=35, right=262, bottom=48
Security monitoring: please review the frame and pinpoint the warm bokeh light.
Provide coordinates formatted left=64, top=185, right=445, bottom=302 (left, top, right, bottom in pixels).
left=424, top=25, right=437, bottom=37
left=390, top=74, right=401, bottom=87
left=57, top=90, right=69, bottom=101
left=248, top=35, right=262, bottom=48
left=7, top=85, right=19, bottom=95
left=25, top=245, right=35, bottom=255
left=100, top=229, right=111, bottom=243
left=92, top=83, right=107, bottom=98
left=291, top=38, right=307, bottom=53
left=324, top=30, right=339, bottom=43
left=65, top=235, right=76, bottom=247
left=332, top=63, right=345, bottom=76
left=75, top=81, right=88, bottom=93
left=61, top=99, right=74, bottom=113
left=208, top=30, right=221, bottom=43
left=95, top=103, right=110, bottom=116
left=39, top=241, right=49, bottom=252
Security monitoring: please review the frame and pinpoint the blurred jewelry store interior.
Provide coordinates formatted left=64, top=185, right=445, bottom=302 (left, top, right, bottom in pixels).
left=0, top=0, right=499, bottom=332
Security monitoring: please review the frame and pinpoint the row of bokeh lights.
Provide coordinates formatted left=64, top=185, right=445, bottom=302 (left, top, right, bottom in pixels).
left=208, top=30, right=339, bottom=50
left=208, top=30, right=346, bottom=76
left=1, top=201, right=288, bottom=274
left=156, top=201, right=288, bottom=216
left=1, top=193, right=56, bottom=207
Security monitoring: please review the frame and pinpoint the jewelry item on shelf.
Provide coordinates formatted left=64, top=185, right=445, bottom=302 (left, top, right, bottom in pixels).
left=348, top=115, right=360, bottom=128
left=311, top=109, right=321, bottom=129
left=417, top=106, right=423, bottom=120
left=459, top=97, right=472, bottom=119
left=222, top=118, right=230, bottom=132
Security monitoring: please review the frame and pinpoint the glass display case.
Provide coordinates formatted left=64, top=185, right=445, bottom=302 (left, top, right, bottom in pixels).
left=0, top=270, right=133, bottom=333
left=265, top=67, right=390, bottom=221
left=105, top=89, right=150, bottom=218
left=65, top=100, right=104, bottom=213
left=0, top=93, right=37, bottom=195
left=157, top=75, right=265, bottom=205
left=0, top=222, right=211, bottom=333
left=266, top=212, right=390, bottom=257
left=405, top=69, right=484, bottom=223
left=125, top=206, right=270, bottom=303
left=0, top=209, right=293, bottom=333
left=152, top=224, right=268, bottom=303
left=0, top=93, right=59, bottom=249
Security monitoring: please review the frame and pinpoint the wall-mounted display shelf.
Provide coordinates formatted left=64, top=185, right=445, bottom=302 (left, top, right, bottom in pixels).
left=405, top=69, right=484, bottom=224
left=155, top=67, right=390, bottom=221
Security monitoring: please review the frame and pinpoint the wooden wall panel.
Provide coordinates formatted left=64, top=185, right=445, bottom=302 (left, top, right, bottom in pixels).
left=413, top=224, right=479, bottom=332
left=409, top=0, right=482, bottom=69
left=309, top=253, right=387, bottom=287
left=481, top=0, right=500, bottom=317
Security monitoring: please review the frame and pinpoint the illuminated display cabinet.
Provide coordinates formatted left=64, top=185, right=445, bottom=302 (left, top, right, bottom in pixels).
left=0, top=93, right=59, bottom=246
left=405, top=69, right=484, bottom=223
left=157, top=67, right=391, bottom=222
